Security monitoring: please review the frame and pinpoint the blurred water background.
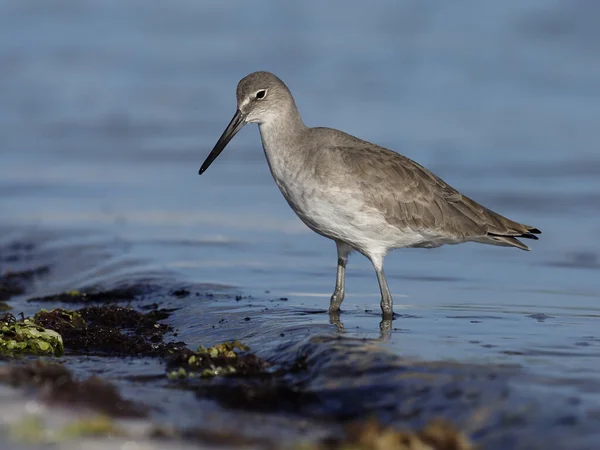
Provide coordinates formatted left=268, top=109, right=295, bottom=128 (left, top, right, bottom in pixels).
left=0, top=0, right=600, bottom=447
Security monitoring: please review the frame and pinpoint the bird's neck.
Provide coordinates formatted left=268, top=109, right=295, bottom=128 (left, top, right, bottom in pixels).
left=259, top=108, right=306, bottom=157
left=258, top=109, right=308, bottom=184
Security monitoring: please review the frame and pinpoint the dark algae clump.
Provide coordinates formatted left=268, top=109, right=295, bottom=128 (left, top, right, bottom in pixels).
left=166, top=340, right=269, bottom=379
left=27, top=286, right=143, bottom=305
left=0, top=361, right=147, bottom=417
left=0, top=266, right=49, bottom=302
left=34, top=305, right=184, bottom=356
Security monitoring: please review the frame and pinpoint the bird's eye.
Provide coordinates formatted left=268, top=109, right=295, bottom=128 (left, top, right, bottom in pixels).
left=255, top=90, right=267, bottom=100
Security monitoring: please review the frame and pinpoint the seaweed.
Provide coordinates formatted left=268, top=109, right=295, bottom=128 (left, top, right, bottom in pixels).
left=27, top=286, right=141, bottom=304
left=166, top=340, right=269, bottom=379
left=300, top=419, right=473, bottom=450
left=0, top=360, right=147, bottom=417
left=0, top=313, right=63, bottom=356
left=34, top=305, right=183, bottom=356
left=0, top=266, right=49, bottom=301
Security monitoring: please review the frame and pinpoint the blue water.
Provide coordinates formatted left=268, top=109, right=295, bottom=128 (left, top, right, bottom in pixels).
left=1, top=0, right=600, bottom=443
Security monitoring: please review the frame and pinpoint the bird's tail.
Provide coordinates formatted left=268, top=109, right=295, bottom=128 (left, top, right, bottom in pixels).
left=486, top=226, right=541, bottom=251
left=455, top=196, right=542, bottom=251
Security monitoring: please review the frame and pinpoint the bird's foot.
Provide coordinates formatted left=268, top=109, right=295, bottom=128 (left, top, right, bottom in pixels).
left=379, top=318, right=393, bottom=341
left=328, top=310, right=344, bottom=332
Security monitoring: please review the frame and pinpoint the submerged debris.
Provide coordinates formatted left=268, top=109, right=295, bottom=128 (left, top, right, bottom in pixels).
left=0, top=266, right=50, bottom=302
left=0, top=313, right=63, bottom=356
left=27, top=286, right=142, bottom=304
left=178, top=426, right=275, bottom=449
left=171, top=288, right=190, bottom=298
left=194, top=379, right=314, bottom=413
left=0, top=301, right=12, bottom=311
left=33, top=306, right=182, bottom=356
left=0, top=360, right=147, bottom=417
left=166, top=340, right=269, bottom=379
left=304, top=419, right=472, bottom=450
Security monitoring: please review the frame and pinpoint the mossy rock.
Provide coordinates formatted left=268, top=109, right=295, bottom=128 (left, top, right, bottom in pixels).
left=196, top=340, right=249, bottom=359
left=0, top=314, right=64, bottom=357
left=33, top=308, right=86, bottom=330
left=167, top=340, right=266, bottom=380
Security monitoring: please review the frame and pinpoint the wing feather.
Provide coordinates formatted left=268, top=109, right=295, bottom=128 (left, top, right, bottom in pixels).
left=325, top=144, right=537, bottom=243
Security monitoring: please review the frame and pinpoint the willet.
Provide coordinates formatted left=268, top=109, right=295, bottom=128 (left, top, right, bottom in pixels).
left=199, top=71, right=541, bottom=319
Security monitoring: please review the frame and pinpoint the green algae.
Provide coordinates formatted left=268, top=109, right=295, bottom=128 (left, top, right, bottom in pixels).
left=0, top=308, right=83, bottom=357
left=167, top=340, right=266, bottom=380
left=196, top=340, right=250, bottom=358
left=9, top=415, right=124, bottom=444
left=167, top=365, right=237, bottom=380
left=0, top=314, right=63, bottom=357
left=59, top=415, right=124, bottom=439
left=0, top=308, right=85, bottom=357
left=8, top=416, right=46, bottom=444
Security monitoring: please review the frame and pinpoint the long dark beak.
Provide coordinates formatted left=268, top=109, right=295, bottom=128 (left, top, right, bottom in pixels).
left=199, top=109, right=246, bottom=175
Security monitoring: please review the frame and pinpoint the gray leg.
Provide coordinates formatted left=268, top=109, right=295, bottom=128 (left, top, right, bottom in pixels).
left=379, top=318, right=392, bottom=341
left=329, top=241, right=352, bottom=313
left=371, top=255, right=394, bottom=318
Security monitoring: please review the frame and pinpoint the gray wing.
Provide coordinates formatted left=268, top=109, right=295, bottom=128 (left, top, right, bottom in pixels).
left=327, top=144, right=540, bottom=249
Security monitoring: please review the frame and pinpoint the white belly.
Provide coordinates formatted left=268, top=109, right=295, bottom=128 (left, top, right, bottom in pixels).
left=274, top=171, right=430, bottom=256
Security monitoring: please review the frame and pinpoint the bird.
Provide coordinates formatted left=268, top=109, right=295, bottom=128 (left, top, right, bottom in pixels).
left=199, top=71, right=541, bottom=319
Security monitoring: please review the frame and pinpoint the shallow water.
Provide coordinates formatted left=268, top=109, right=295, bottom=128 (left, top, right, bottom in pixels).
left=1, top=0, right=600, bottom=448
